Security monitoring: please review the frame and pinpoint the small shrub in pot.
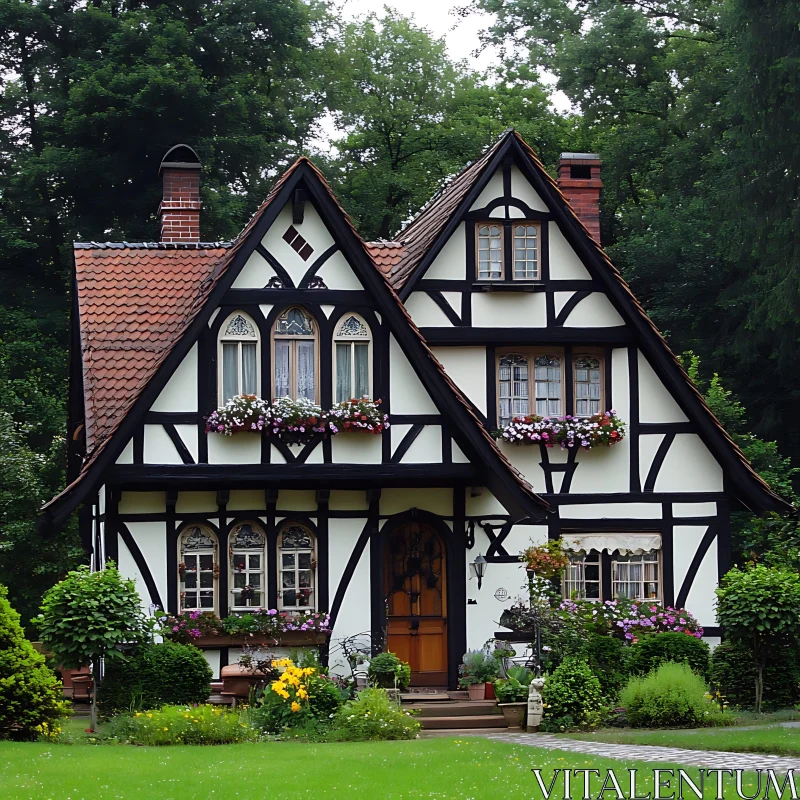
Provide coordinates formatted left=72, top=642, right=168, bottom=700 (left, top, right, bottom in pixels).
left=367, top=652, right=411, bottom=690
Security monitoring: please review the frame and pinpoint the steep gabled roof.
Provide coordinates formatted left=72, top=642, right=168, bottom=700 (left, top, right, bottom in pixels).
left=391, top=128, right=790, bottom=514
left=44, top=157, right=549, bottom=525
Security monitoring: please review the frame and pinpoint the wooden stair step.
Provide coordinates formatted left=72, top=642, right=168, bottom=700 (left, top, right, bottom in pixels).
left=420, top=715, right=508, bottom=730
left=399, top=692, right=449, bottom=702
left=405, top=701, right=502, bottom=717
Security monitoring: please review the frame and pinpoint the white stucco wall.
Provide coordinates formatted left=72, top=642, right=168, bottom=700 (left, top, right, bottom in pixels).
left=431, top=347, right=487, bottom=416
left=638, top=351, right=689, bottom=423
left=510, top=166, right=548, bottom=212
left=548, top=223, right=592, bottom=280
left=150, top=343, right=198, bottom=412
left=389, top=335, right=438, bottom=414
left=562, top=293, right=624, bottom=327
left=426, top=223, right=467, bottom=281
left=471, top=293, right=547, bottom=328
left=655, top=434, right=723, bottom=493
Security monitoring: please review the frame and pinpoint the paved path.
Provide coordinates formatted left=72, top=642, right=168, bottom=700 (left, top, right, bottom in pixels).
left=479, top=732, right=800, bottom=772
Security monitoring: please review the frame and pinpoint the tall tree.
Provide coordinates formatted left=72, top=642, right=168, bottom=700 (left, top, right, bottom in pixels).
left=320, top=9, right=583, bottom=240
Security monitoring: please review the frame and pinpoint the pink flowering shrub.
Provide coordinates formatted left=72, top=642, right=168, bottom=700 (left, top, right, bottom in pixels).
left=156, top=610, right=224, bottom=644
left=558, top=597, right=703, bottom=642
left=498, top=410, right=625, bottom=449
left=205, top=395, right=387, bottom=440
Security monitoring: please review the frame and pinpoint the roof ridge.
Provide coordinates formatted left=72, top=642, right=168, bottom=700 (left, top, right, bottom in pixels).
left=74, top=241, right=232, bottom=249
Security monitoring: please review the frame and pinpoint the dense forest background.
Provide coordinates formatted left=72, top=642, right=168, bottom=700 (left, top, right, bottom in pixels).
left=1, top=0, right=798, bottom=626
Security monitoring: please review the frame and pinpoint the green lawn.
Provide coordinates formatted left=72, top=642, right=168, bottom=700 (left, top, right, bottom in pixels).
left=0, top=733, right=778, bottom=800
left=565, top=724, right=800, bottom=756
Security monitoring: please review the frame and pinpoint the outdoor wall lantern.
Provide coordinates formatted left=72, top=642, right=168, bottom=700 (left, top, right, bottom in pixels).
left=469, top=554, right=487, bottom=590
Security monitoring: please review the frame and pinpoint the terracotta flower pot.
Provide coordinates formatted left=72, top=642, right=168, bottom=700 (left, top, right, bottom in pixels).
left=468, top=683, right=485, bottom=701
left=484, top=681, right=496, bottom=700
left=498, top=702, right=527, bottom=729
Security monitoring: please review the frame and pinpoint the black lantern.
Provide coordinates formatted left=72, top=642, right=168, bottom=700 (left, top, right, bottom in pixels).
left=469, top=555, right=487, bottom=590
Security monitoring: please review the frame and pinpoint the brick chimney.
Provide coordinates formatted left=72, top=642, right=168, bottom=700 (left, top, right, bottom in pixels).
left=557, top=153, right=602, bottom=244
left=159, top=144, right=201, bottom=243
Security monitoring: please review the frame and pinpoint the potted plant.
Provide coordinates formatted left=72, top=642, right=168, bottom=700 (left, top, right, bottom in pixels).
left=494, top=665, right=533, bottom=728
left=367, top=651, right=411, bottom=691
left=459, top=649, right=501, bottom=700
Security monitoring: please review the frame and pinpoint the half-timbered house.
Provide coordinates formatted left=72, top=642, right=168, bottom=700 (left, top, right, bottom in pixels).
left=43, top=132, right=789, bottom=688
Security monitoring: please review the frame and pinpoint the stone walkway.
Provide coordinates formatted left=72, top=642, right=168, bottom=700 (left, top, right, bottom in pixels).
left=479, top=732, right=800, bottom=772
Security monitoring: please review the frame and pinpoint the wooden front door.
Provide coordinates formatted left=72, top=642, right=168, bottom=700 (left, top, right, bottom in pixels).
left=383, top=521, right=447, bottom=686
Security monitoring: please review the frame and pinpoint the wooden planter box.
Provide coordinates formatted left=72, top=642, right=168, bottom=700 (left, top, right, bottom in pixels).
left=193, top=631, right=329, bottom=648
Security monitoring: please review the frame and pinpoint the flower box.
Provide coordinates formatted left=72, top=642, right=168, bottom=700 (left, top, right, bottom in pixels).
left=193, top=631, right=329, bottom=648
left=496, top=411, right=625, bottom=449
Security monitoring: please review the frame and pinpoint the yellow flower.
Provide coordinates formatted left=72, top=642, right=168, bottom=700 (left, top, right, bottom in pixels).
left=291, top=701, right=301, bottom=713
left=297, top=688, right=308, bottom=700
left=146, top=713, right=152, bottom=718
left=286, top=674, right=300, bottom=687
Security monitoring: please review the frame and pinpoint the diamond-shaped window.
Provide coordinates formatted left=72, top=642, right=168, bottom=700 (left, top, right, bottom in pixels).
left=282, top=226, right=314, bottom=261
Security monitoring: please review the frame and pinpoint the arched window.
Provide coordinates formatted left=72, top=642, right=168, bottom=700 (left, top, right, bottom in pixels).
left=229, top=521, right=266, bottom=610
left=534, top=354, right=562, bottom=416
left=219, top=311, right=259, bottom=404
left=498, top=353, right=529, bottom=427
left=334, top=314, right=372, bottom=402
left=277, top=522, right=316, bottom=610
left=273, top=307, right=317, bottom=400
left=574, top=355, right=602, bottom=416
left=179, top=525, right=218, bottom=612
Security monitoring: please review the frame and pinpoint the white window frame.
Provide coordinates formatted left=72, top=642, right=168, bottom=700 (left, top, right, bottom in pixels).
left=272, top=307, right=318, bottom=401
left=179, top=525, right=218, bottom=613
left=512, top=223, right=541, bottom=280
left=573, top=353, right=603, bottom=417
left=334, top=313, right=373, bottom=402
left=277, top=522, right=316, bottom=611
left=562, top=551, right=602, bottom=601
left=612, top=550, right=661, bottom=603
left=533, top=353, right=563, bottom=417
left=218, top=311, right=260, bottom=404
left=228, top=521, right=267, bottom=611
left=498, top=352, right=530, bottom=427
left=476, top=222, right=504, bottom=280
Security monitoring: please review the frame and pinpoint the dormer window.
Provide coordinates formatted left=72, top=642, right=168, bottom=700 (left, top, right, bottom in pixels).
left=273, top=307, right=318, bottom=401
left=476, top=222, right=542, bottom=282
left=219, top=312, right=259, bottom=404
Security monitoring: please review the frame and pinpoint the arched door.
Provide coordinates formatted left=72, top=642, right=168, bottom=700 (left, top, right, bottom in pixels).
left=383, top=521, right=447, bottom=686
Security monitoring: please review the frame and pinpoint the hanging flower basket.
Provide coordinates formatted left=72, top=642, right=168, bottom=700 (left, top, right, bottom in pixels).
left=205, top=395, right=388, bottom=440
left=496, top=410, right=626, bottom=449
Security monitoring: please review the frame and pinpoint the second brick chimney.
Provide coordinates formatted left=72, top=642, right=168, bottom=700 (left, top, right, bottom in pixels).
left=159, top=144, right=201, bottom=243
left=557, top=153, right=602, bottom=245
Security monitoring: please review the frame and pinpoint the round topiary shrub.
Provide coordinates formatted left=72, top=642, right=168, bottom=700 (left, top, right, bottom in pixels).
left=0, top=585, right=69, bottom=740
left=711, top=639, right=800, bottom=710
left=541, top=656, right=603, bottom=730
left=98, top=641, right=212, bottom=716
left=627, top=632, right=710, bottom=679
left=367, top=652, right=411, bottom=690
left=620, top=661, right=723, bottom=728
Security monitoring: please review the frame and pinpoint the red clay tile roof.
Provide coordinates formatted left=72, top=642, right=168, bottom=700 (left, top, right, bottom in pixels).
left=76, top=243, right=230, bottom=451
left=365, top=241, right=405, bottom=277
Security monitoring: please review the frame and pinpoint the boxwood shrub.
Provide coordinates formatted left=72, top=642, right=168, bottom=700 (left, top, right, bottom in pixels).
left=98, top=641, right=212, bottom=716
left=627, top=632, right=710, bottom=679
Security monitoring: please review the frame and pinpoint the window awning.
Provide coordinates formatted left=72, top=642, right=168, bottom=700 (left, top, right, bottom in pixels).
left=563, top=532, right=662, bottom=555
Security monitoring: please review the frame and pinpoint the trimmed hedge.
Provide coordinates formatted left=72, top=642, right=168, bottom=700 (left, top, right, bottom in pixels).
left=627, top=632, right=710, bottom=679
left=711, top=639, right=800, bottom=710
left=98, top=642, right=212, bottom=716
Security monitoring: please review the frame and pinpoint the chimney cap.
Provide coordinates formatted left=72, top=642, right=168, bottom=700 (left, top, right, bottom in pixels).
left=159, top=144, right=201, bottom=173
left=560, top=152, right=600, bottom=161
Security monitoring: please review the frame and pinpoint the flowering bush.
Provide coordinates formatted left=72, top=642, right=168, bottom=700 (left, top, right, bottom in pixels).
left=520, top=538, right=570, bottom=578
left=330, top=688, right=420, bottom=741
left=158, top=609, right=331, bottom=643
left=205, top=395, right=388, bottom=440
left=110, top=704, right=256, bottom=745
left=328, top=398, right=388, bottom=434
left=498, top=410, right=625, bottom=449
left=558, top=597, right=703, bottom=642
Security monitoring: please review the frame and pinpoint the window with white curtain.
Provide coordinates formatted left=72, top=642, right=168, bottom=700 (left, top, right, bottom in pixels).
left=334, top=314, right=371, bottom=402
left=498, top=353, right=529, bottom=427
left=273, top=307, right=317, bottom=401
left=476, top=223, right=503, bottom=279
left=229, top=522, right=266, bottom=610
left=277, top=523, right=316, bottom=610
left=179, top=525, right=218, bottom=612
left=534, top=354, right=562, bottom=416
left=612, top=550, right=661, bottom=602
left=219, top=312, right=259, bottom=404
left=562, top=552, right=601, bottom=600
left=574, top=355, right=602, bottom=416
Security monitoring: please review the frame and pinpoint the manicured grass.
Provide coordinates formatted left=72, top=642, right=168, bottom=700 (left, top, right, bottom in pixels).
left=565, top=724, right=800, bottom=756
left=0, top=735, right=767, bottom=799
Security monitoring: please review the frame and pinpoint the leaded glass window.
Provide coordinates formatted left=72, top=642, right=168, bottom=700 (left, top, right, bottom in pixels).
left=477, top=224, right=503, bottom=280
left=513, top=224, right=539, bottom=280
left=574, top=356, right=602, bottom=416
left=278, top=523, right=315, bottom=610
left=498, top=353, right=529, bottom=427
left=563, top=552, right=601, bottom=601
left=273, top=307, right=317, bottom=400
left=229, top=522, right=266, bottom=609
left=219, top=311, right=259, bottom=404
left=534, top=355, right=562, bottom=416
left=334, top=314, right=371, bottom=402
left=179, top=525, right=217, bottom=612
